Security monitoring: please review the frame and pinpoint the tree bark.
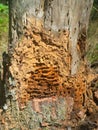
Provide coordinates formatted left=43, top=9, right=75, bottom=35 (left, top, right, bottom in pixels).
left=2, top=0, right=95, bottom=130
left=8, top=0, right=93, bottom=74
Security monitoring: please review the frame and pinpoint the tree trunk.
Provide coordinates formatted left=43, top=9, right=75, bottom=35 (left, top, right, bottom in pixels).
left=2, top=0, right=96, bottom=130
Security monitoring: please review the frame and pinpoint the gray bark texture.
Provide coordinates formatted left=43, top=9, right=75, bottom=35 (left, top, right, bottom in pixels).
left=2, top=0, right=95, bottom=130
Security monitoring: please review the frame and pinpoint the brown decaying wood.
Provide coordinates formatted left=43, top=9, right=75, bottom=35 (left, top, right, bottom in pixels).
left=9, top=21, right=98, bottom=123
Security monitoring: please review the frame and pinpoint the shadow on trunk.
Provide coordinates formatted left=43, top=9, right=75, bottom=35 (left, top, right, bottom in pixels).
left=0, top=52, right=10, bottom=108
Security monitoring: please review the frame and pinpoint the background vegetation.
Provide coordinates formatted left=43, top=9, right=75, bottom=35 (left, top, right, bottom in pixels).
left=87, top=0, right=98, bottom=65
left=0, top=3, right=8, bottom=62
